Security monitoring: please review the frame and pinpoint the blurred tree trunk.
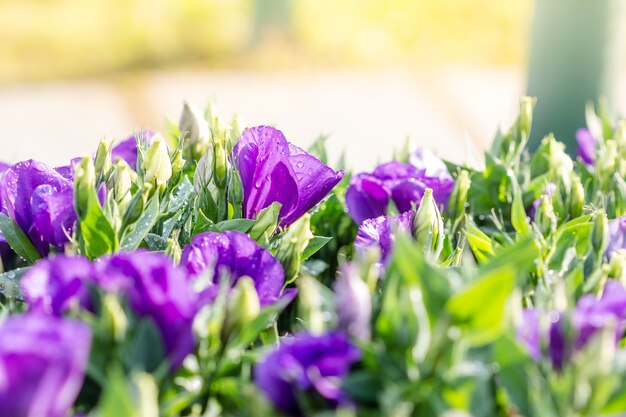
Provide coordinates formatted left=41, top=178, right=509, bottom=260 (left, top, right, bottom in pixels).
left=253, top=0, right=293, bottom=42
left=527, top=0, right=625, bottom=152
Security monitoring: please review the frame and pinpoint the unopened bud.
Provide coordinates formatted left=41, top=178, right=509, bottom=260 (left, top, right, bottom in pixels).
left=591, top=210, right=609, bottom=257
left=298, top=276, right=324, bottom=334
left=213, top=138, right=228, bottom=188
left=518, top=96, right=536, bottom=140
left=534, top=195, right=557, bottom=236
left=107, top=160, right=133, bottom=206
left=221, top=277, right=260, bottom=342
left=142, top=136, right=172, bottom=187
left=568, top=175, right=585, bottom=219
left=277, top=214, right=314, bottom=282
left=102, top=293, right=128, bottom=342
left=94, top=140, right=112, bottom=176
left=413, top=188, right=444, bottom=259
left=606, top=249, right=626, bottom=282
left=179, top=101, right=210, bottom=146
left=447, top=170, right=470, bottom=221
left=229, top=113, right=244, bottom=149
left=74, top=157, right=97, bottom=220
left=193, top=147, right=214, bottom=194
left=122, top=185, right=146, bottom=227
left=170, top=147, right=185, bottom=179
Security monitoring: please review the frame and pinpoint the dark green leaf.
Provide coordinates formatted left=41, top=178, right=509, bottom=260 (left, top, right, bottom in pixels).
left=302, top=236, right=332, bottom=261
left=121, top=196, right=160, bottom=251
left=0, top=214, right=40, bottom=263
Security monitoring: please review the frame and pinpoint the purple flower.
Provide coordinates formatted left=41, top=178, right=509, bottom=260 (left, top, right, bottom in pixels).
left=254, top=332, right=361, bottom=416
left=111, top=130, right=156, bottom=170
left=232, top=126, right=344, bottom=226
left=573, top=280, right=626, bottom=347
left=21, top=255, right=94, bottom=316
left=606, top=217, right=626, bottom=259
left=334, top=264, right=372, bottom=341
left=354, top=210, right=414, bottom=263
left=346, top=149, right=453, bottom=224
left=0, top=314, right=91, bottom=417
left=0, top=162, right=12, bottom=263
left=181, top=230, right=292, bottom=306
left=100, top=252, right=197, bottom=370
left=576, top=128, right=596, bottom=165
left=517, top=309, right=541, bottom=361
left=0, top=160, right=76, bottom=255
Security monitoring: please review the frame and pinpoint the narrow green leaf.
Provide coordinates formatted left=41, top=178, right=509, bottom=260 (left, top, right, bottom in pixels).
left=511, top=188, right=530, bottom=234
left=78, top=191, right=117, bottom=259
left=121, top=196, right=160, bottom=251
left=301, top=236, right=332, bottom=261
left=216, top=218, right=255, bottom=233
left=464, top=217, right=495, bottom=263
left=0, top=214, right=40, bottom=263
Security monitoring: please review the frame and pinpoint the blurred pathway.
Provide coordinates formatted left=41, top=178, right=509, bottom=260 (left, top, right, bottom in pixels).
left=0, top=68, right=623, bottom=171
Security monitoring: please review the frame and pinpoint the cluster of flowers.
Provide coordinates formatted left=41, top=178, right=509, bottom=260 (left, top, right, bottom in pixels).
left=3, top=97, right=626, bottom=417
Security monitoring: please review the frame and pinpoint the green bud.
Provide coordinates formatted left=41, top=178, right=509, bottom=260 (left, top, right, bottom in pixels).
left=228, top=169, right=244, bottom=219
left=606, top=249, right=626, bottom=282
left=101, top=293, right=128, bottom=342
left=142, top=136, right=172, bottom=187
left=74, top=157, right=97, bottom=220
left=229, top=113, right=244, bottom=150
left=614, top=173, right=626, bottom=217
left=221, top=277, right=260, bottom=343
left=277, top=214, right=314, bottom=282
left=122, top=185, right=146, bottom=227
left=412, top=188, right=444, bottom=259
left=518, top=96, right=536, bottom=140
left=568, top=175, right=585, bottom=219
left=193, top=147, right=214, bottom=193
left=297, top=276, right=324, bottom=334
left=591, top=209, right=609, bottom=257
left=447, top=170, right=470, bottom=222
left=107, top=160, right=133, bottom=206
left=213, top=138, right=228, bottom=188
left=179, top=101, right=210, bottom=146
left=530, top=135, right=573, bottom=187
left=534, top=195, right=557, bottom=236
left=94, top=140, right=112, bottom=177
left=597, top=140, right=618, bottom=182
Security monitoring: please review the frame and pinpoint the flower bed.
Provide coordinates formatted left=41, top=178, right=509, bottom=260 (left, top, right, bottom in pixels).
left=0, top=97, right=625, bottom=416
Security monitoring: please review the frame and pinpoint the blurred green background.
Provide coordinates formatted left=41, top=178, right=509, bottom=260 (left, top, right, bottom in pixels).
left=0, top=0, right=532, bottom=83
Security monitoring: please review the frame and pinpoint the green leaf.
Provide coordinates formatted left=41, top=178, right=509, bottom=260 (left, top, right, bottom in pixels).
left=302, top=236, right=332, bottom=261
left=493, top=336, right=532, bottom=416
left=164, top=177, right=194, bottom=215
left=0, top=215, right=40, bottom=263
left=464, top=217, right=495, bottom=263
left=249, top=202, right=281, bottom=243
left=511, top=187, right=530, bottom=235
left=121, top=196, right=160, bottom=251
left=230, top=296, right=291, bottom=350
left=446, top=263, right=516, bottom=346
left=0, top=266, right=29, bottom=300
left=98, top=366, right=136, bottom=417
left=216, top=218, right=255, bottom=233
left=77, top=190, right=117, bottom=259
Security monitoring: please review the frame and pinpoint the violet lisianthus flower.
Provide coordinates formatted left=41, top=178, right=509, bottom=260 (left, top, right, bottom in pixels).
left=99, top=252, right=197, bottom=370
left=0, top=314, right=91, bottom=417
left=111, top=129, right=156, bottom=170
left=606, top=216, right=626, bottom=259
left=346, top=148, right=454, bottom=224
left=334, top=264, right=372, bottom=341
left=254, top=331, right=361, bottom=416
left=0, top=160, right=76, bottom=255
left=354, top=210, right=414, bottom=263
left=21, top=255, right=94, bottom=316
left=576, top=128, right=596, bottom=165
left=181, top=230, right=293, bottom=306
left=232, top=126, right=344, bottom=226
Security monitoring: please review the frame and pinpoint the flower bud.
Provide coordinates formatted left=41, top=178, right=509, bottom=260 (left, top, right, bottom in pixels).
left=228, top=168, right=244, bottom=218
left=447, top=170, right=470, bottom=222
left=229, top=113, right=244, bottom=149
left=591, top=210, right=609, bottom=258
left=213, top=137, right=228, bottom=188
left=568, top=175, right=585, bottom=219
left=142, top=136, right=172, bottom=187
left=179, top=101, right=210, bottom=147
left=107, top=160, right=133, bottom=206
left=277, top=214, right=314, bottom=282
left=170, top=147, right=185, bottom=179
left=74, top=157, right=97, bottom=220
left=101, top=293, right=128, bottom=342
left=334, top=264, right=372, bottom=341
left=221, top=277, right=260, bottom=343
left=534, top=194, right=557, bottom=236
left=518, top=96, right=536, bottom=140
left=94, top=140, right=112, bottom=177
left=122, top=185, right=146, bottom=227
left=297, top=276, right=324, bottom=334
left=412, top=188, right=444, bottom=258
left=606, top=249, right=626, bottom=282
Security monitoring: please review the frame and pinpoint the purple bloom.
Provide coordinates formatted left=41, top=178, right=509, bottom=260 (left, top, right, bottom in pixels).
left=0, top=314, right=91, bottom=417
left=354, top=210, right=414, bottom=263
left=101, top=252, right=197, bottom=370
left=528, top=182, right=557, bottom=219
left=181, top=230, right=292, bottom=306
left=517, top=309, right=541, bottom=361
left=232, top=126, right=344, bottom=226
left=346, top=149, right=453, bottom=224
left=0, top=160, right=76, bottom=255
left=21, top=255, right=94, bottom=316
left=254, top=332, right=361, bottom=416
left=606, top=217, right=626, bottom=259
left=0, top=162, right=12, bottom=263
left=334, top=264, right=372, bottom=341
left=111, top=129, right=156, bottom=170
left=573, top=280, right=626, bottom=347
left=576, top=128, right=596, bottom=165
